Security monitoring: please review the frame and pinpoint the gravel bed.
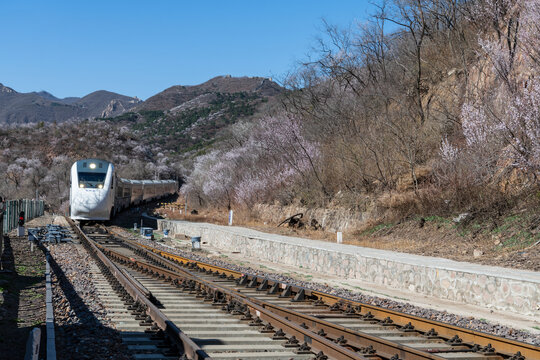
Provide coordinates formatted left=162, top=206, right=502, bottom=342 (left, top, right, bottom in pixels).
left=49, top=243, right=133, bottom=360
left=115, top=229, right=540, bottom=346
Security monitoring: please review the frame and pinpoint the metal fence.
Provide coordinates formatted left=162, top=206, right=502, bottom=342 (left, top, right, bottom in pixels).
left=1, top=199, right=45, bottom=234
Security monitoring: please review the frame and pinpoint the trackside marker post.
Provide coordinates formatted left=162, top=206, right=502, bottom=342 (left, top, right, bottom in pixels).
left=228, top=210, right=233, bottom=226
left=18, top=211, right=25, bottom=237
left=337, top=232, right=343, bottom=244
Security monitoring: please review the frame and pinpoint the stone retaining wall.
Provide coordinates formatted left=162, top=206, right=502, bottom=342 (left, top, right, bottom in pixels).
left=252, top=204, right=365, bottom=232
left=158, top=220, right=540, bottom=316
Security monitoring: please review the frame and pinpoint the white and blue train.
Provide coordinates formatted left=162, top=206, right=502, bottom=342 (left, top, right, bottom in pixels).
left=70, top=158, right=176, bottom=221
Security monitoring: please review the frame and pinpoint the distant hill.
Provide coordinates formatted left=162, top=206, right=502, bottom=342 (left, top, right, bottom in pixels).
left=0, top=83, right=141, bottom=125
left=32, top=91, right=59, bottom=101
left=76, top=90, right=141, bottom=118
left=102, top=75, right=284, bottom=155
left=0, top=76, right=280, bottom=125
left=138, top=76, right=282, bottom=111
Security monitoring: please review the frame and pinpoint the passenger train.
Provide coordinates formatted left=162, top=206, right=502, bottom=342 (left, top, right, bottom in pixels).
left=70, top=159, right=176, bottom=221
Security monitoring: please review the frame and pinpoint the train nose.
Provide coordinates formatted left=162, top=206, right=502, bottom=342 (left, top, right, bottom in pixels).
left=71, top=190, right=110, bottom=220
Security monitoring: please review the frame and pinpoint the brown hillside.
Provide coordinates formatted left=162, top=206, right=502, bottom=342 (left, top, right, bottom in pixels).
left=138, top=76, right=283, bottom=111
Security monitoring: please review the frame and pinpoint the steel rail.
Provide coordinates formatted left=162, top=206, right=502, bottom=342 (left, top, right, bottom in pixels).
left=67, top=219, right=210, bottom=360
left=120, top=268, right=153, bottom=299
left=131, top=239, right=539, bottom=360
left=101, top=240, right=454, bottom=360
left=100, top=244, right=367, bottom=360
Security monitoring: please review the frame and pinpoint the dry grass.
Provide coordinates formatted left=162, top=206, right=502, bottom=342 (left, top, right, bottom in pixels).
left=155, top=204, right=338, bottom=241
left=152, top=195, right=539, bottom=271
left=157, top=204, right=420, bottom=251
left=376, top=190, right=419, bottom=220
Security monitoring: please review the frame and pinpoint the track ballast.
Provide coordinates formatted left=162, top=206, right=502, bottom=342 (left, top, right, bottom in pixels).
left=67, top=219, right=538, bottom=360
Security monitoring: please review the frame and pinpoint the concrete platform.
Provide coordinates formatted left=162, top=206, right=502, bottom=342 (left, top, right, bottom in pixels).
left=159, top=220, right=540, bottom=319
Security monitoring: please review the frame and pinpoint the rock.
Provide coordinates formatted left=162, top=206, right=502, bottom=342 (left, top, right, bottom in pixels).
left=453, top=212, right=470, bottom=223
left=473, top=249, right=484, bottom=258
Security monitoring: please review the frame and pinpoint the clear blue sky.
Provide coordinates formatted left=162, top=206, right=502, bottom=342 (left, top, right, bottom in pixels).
left=0, top=1, right=375, bottom=99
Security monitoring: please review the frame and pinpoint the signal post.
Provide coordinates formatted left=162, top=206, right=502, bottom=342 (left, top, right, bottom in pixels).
left=18, top=211, right=25, bottom=237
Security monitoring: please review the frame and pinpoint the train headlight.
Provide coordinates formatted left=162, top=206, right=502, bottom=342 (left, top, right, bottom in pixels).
left=98, top=184, right=103, bottom=189
left=89, top=163, right=96, bottom=169
left=79, top=184, right=85, bottom=188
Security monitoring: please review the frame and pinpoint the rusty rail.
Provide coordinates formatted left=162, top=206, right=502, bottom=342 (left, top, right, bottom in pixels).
left=101, top=244, right=367, bottom=359
left=102, top=240, right=447, bottom=360
left=67, top=218, right=210, bottom=360
left=130, top=239, right=539, bottom=360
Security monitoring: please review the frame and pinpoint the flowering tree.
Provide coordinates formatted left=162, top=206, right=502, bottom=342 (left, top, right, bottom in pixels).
left=469, top=0, right=521, bottom=91
left=520, top=0, right=540, bottom=67
left=6, top=163, right=23, bottom=189
left=23, top=158, right=46, bottom=198
left=445, top=0, right=540, bottom=181
left=181, top=150, right=238, bottom=209
left=181, top=114, right=322, bottom=208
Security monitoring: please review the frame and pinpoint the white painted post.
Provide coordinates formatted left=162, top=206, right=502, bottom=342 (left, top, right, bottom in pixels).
left=337, top=232, right=343, bottom=244
left=228, top=210, right=233, bottom=226
left=134, top=223, right=137, bottom=230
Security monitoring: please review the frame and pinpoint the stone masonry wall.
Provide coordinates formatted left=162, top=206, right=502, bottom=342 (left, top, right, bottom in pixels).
left=158, top=220, right=540, bottom=316
left=251, top=204, right=365, bottom=232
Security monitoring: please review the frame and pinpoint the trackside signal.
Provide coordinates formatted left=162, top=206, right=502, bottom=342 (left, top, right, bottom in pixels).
left=18, top=211, right=25, bottom=227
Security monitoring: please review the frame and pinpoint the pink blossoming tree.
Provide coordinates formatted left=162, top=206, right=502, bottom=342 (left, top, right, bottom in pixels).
left=182, top=114, right=321, bottom=208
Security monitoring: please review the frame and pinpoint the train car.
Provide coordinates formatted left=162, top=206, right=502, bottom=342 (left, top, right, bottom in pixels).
left=142, top=180, right=154, bottom=202
left=70, top=158, right=177, bottom=221
left=116, top=178, right=132, bottom=211
left=129, top=180, right=144, bottom=205
left=70, top=159, right=115, bottom=221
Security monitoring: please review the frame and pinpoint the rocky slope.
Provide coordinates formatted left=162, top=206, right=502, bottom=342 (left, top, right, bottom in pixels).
left=138, top=75, right=282, bottom=111
left=0, top=76, right=281, bottom=131
left=0, top=83, right=141, bottom=124
left=102, top=76, right=284, bottom=155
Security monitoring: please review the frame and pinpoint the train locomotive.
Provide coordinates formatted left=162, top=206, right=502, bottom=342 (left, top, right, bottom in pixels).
left=70, top=158, right=176, bottom=221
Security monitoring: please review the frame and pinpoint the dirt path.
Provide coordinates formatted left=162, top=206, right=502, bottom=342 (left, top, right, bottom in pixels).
left=0, top=231, right=46, bottom=359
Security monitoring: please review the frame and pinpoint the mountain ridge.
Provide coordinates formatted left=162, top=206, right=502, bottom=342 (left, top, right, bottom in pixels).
left=0, top=84, right=141, bottom=125
left=138, top=75, right=282, bottom=111
left=0, top=76, right=281, bottom=125
left=94, top=76, right=284, bottom=156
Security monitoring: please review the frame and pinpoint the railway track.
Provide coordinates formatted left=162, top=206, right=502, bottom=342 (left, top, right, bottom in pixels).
left=66, top=219, right=538, bottom=360
left=72, top=221, right=329, bottom=359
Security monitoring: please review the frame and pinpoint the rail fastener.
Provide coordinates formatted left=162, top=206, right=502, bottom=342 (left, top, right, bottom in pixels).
left=123, top=234, right=540, bottom=360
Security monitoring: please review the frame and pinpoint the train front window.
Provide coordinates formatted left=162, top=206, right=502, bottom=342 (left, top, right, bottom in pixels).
left=78, top=172, right=106, bottom=189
